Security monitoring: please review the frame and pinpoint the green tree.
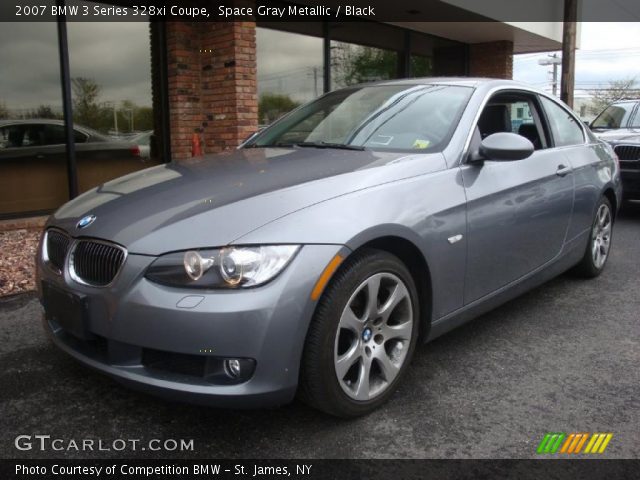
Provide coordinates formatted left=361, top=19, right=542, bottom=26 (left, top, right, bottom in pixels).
left=332, top=44, right=398, bottom=88
left=259, top=93, right=300, bottom=125
left=71, top=77, right=102, bottom=129
left=133, top=106, right=154, bottom=131
left=588, top=77, right=640, bottom=116
left=31, top=105, right=61, bottom=119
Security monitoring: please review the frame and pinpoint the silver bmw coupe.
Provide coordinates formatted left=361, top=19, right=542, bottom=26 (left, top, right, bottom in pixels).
left=37, top=78, right=622, bottom=417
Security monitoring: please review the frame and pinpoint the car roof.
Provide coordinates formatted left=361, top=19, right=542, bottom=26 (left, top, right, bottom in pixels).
left=610, top=99, right=640, bottom=105
left=357, top=77, right=534, bottom=89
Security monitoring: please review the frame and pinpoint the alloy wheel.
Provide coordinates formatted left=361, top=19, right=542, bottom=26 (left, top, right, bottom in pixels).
left=333, top=272, right=413, bottom=401
left=592, top=203, right=612, bottom=269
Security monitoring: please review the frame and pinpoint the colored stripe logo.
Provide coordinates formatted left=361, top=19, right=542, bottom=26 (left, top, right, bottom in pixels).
left=537, top=433, right=613, bottom=454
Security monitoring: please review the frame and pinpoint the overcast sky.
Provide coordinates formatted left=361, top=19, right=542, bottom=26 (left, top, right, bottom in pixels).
left=0, top=21, right=152, bottom=111
left=514, top=23, right=640, bottom=96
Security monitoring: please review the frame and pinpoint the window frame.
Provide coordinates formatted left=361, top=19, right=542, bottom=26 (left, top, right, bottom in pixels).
left=462, top=86, right=591, bottom=166
left=471, top=89, right=551, bottom=154
left=628, top=102, right=640, bottom=128
left=538, top=94, right=587, bottom=148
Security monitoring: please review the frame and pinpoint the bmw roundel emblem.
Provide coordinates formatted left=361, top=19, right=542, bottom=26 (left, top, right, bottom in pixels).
left=77, top=214, right=96, bottom=229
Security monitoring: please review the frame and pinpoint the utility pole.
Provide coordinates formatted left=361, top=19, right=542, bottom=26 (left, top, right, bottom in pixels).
left=538, top=53, right=561, bottom=97
left=561, top=0, right=578, bottom=108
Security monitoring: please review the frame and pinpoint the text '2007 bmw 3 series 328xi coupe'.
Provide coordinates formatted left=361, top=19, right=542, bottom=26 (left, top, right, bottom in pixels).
left=37, top=78, right=621, bottom=417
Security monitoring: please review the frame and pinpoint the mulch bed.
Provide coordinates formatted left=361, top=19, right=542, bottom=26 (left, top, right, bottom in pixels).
left=0, top=229, right=41, bottom=297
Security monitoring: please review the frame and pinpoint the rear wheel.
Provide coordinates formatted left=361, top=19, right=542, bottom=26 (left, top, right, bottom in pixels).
left=573, top=197, right=613, bottom=278
left=299, top=249, right=420, bottom=417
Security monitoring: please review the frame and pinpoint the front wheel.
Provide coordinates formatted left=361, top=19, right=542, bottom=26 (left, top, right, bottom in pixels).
left=573, top=196, right=613, bottom=278
left=299, top=249, right=420, bottom=417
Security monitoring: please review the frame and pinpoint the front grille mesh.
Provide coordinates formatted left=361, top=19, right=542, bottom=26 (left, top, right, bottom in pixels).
left=72, top=240, right=125, bottom=286
left=614, top=145, right=640, bottom=163
left=46, top=230, right=70, bottom=272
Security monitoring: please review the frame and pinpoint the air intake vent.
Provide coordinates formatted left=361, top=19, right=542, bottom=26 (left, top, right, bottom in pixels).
left=45, top=229, right=70, bottom=273
left=70, top=240, right=126, bottom=286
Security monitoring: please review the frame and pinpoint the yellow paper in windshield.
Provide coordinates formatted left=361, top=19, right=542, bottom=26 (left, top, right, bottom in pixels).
left=412, top=139, right=430, bottom=149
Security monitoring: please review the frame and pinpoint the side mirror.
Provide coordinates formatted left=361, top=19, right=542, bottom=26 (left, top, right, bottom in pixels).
left=474, top=132, right=534, bottom=162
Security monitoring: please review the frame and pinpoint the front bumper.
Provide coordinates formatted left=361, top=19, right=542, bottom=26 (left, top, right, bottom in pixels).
left=620, top=168, right=640, bottom=199
left=38, top=242, right=347, bottom=408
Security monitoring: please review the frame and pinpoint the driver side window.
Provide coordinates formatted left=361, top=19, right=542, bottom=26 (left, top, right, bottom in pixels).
left=476, top=92, right=548, bottom=151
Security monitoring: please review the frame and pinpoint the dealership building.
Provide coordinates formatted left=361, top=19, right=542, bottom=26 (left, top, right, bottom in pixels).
left=0, top=0, right=567, bottom=222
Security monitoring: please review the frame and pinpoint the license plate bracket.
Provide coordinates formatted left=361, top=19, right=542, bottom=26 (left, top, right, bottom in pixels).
left=42, top=282, right=92, bottom=340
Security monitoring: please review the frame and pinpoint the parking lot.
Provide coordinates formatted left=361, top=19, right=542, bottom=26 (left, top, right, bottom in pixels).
left=1, top=204, right=638, bottom=460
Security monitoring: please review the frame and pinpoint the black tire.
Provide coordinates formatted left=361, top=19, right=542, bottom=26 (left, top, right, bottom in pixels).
left=298, top=248, right=420, bottom=417
left=573, top=196, right=614, bottom=278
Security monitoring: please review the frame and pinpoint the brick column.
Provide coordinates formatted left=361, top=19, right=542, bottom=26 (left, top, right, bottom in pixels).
left=469, top=41, right=513, bottom=79
left=165, top=21, right=258, bottom=161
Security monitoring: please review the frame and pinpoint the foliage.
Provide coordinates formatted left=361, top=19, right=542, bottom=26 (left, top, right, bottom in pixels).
left=33, top=105, right=62, bottom=119
left=69, top=77, right=153, bottom=133
left=259, top=93, right=300, bottom=125
left=72, top=77, right=103, bottom=128
left=588, top=77, right=640, bottom=116
left=332, top=44, right=398, bottom=88
left=0, top=100, right=8, bottom=119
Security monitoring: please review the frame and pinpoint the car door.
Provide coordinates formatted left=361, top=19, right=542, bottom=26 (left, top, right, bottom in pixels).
left=460, top=90, right=575, bottom=304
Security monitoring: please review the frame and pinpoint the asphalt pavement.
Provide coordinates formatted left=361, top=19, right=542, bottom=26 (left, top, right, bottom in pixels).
left=1, top=203, right=639, bottom=459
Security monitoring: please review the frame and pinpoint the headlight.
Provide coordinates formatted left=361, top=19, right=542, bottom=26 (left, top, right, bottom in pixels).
left=145, top=245, right=300, bottom=288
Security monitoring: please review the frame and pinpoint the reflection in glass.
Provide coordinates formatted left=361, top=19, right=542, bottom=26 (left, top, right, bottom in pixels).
left=67, top=13, right=160, bottom=195
left=257, top=27, right=323, bottom=125
left=410, top=55, right=433, bottom=78
left=330, top=42, right=398, bottom=89
left=0, top=22, right=67, bottom=216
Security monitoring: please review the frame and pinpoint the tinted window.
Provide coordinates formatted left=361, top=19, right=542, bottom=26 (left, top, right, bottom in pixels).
left=251, top=85, right=472, bottom=152
left=540, top=97, right=584, bottom=147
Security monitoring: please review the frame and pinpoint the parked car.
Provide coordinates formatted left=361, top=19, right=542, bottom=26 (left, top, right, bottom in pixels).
left=590, top=100, right=640, bottom=200
left=0, top=119, right=151, bottom=215
left=37, top=79, right=621, bottom=417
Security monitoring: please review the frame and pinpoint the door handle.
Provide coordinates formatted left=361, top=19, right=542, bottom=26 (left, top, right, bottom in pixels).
left=556, top=164, right=572, bottom=177
left=35, top=153, right=46, bottom=159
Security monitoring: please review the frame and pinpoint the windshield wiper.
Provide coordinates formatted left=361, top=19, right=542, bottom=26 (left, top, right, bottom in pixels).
left=294, top=141, right=365, bottom=151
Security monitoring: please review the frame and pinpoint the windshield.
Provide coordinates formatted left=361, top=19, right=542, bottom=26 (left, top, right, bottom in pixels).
left=591, top=103, right=637, bottom=129
left=248, top=84, right=473, bottom=152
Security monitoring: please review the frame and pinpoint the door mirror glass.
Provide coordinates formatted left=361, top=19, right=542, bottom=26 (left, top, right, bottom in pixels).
left=478, top=132, right=534, bottom=161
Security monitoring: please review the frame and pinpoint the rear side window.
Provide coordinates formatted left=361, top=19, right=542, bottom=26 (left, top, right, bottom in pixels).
left=42, top=124, right=88, bottom=145
left=630, top=104, right=640, bottom=128
left=540, top=97, right=584, bottom=147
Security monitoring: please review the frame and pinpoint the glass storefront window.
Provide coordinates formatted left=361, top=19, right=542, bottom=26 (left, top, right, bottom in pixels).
left=0, top=22, right=67, bottom=216
left=330, top=42, right=398, bottom=89
left=67, top=8, right=159, bottom=195
left=410, top=55, right=433, bottom=78
left=257, top=27, right=323, bottom=126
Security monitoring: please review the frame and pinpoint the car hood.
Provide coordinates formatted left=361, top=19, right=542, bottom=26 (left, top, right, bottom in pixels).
left=51, top=147, right=444, bottom=255
left=593, top=128, right=640, bottom=144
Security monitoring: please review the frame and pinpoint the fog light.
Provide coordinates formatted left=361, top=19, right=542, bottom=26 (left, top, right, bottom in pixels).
left=224, top=359, right=242, bottom=378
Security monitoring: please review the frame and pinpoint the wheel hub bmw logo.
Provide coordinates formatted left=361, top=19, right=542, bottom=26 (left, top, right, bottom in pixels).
left=362, top=327, right=372, bottom=342
left=77, top=214, right=96, bottom=229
